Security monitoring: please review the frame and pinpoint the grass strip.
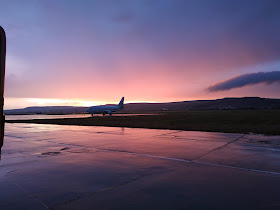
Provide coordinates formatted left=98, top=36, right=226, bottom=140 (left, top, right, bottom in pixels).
left=6, top=110, right=280, bottom=135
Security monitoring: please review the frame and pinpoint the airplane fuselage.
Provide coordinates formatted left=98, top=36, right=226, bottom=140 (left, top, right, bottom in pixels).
left=86, top=97, right=124, bottom=116
left=87, top=105, right=120, bottom=114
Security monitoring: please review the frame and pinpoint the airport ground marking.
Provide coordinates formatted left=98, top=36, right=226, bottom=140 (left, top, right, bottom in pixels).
left=192, top=160, right=280, bottom=176
left=4, top=176, right=50, bottom=209
left=51, top=170, right=163, bottom=209
left=191, top=134, right=246, bottom=161
left=98, top=148, right=280, bottom=176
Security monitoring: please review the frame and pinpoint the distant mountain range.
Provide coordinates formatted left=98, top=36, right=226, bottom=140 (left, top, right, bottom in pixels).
left=4, top=106, right=87, bottom=115
left=4, top=97, right=280, bottom=115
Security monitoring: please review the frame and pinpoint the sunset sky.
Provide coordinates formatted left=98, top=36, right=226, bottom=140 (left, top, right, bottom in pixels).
left=1, top=0, right=280, bottom=109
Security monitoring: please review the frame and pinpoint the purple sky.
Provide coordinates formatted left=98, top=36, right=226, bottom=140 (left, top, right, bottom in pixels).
left=1, top=0, right=280, bottom=109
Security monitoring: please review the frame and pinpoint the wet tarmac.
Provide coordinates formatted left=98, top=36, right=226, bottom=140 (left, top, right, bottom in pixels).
left=1, top=123, right=280, bottom=209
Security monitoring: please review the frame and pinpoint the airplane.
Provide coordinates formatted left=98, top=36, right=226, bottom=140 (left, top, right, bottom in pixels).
left=86, top=97, right=124, bottom=116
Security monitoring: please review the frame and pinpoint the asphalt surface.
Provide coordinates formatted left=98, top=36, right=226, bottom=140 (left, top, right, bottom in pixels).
left=1, top=123, right=280, bottom=209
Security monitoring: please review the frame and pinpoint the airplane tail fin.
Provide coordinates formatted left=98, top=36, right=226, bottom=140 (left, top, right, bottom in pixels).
left=118, top=97, right=124, bottom=109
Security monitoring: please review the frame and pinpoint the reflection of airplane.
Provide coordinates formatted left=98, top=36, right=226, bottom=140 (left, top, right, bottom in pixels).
left=86, top=97, right=124, bottom=116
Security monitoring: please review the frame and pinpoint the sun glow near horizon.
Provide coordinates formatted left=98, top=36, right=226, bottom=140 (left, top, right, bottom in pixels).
left=5, top=95, right=245, bottom=110
left=4, top=98, right=161, bottom=110
left=4, top=98, right=108, bottom=110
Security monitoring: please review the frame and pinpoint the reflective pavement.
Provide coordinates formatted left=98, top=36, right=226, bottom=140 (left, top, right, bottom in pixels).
left=1, top=123, right=280, bottom=209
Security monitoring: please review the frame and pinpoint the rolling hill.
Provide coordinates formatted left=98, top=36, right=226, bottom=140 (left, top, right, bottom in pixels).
left=4, top=97, right=280, bottom=115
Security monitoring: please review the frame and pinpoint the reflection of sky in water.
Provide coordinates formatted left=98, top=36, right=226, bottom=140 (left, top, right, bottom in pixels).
left=1, top=123, right=280, bottom=209
left=3, top=123, right=243, bottom=161
left=2, top=123, right=280, bottom=175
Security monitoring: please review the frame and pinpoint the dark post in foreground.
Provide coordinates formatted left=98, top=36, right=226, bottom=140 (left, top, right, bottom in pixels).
left=0, top=26, right=6, bottom=152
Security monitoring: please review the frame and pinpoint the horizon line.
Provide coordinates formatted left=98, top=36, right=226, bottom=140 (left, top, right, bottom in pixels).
left=4, top=96, right=279, bottom=111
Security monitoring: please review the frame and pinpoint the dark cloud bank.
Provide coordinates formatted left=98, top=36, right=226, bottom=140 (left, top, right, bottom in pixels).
left=208, top=71, right=280, bottom=91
